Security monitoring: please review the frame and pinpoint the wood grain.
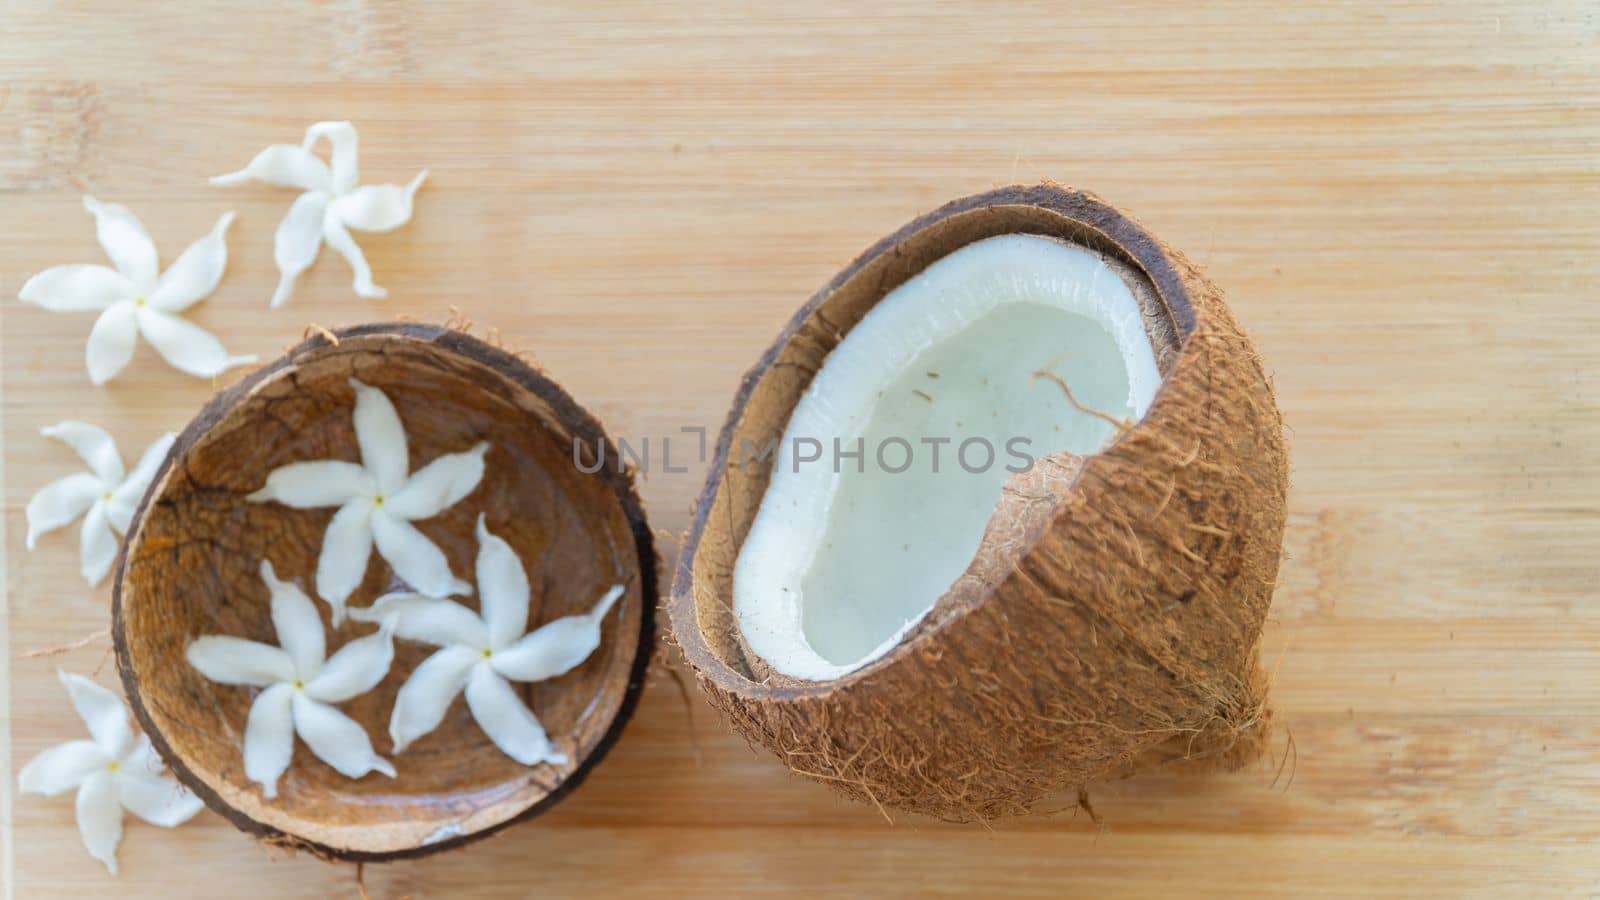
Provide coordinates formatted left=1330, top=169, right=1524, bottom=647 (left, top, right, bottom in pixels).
left=3, top=1, right=1597, bottom=897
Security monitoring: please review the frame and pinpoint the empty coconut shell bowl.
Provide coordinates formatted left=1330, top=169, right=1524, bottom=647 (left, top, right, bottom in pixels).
left=112, top=323, right=657, bottom=860
left=105, top=183, right=1287, bottom=863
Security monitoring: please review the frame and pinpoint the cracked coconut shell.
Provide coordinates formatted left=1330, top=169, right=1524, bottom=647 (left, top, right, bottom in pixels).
left=669, top=184, right=1289, bottom=821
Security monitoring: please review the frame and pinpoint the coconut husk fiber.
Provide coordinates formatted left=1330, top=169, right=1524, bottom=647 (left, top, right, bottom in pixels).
left=668, top=184, right=1289, bottom=822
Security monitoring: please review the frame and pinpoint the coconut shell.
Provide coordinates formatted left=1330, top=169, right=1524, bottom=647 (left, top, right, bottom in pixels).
left=669, top=184, right=1288, bottom=822
left=112, top=323, right=658, bottom=860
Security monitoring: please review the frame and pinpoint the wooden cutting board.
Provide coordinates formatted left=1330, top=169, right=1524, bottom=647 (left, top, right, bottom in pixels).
left=3, top=2, right=1597, bottom=896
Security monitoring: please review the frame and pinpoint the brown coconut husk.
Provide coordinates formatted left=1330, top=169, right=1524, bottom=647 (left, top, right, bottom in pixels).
left=668, top=184, right=1288, bottom=822
left=112, top=323, right=659, bottom=861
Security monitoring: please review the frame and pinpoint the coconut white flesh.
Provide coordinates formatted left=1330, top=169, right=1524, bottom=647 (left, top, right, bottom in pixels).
left=733, top=234, right=1163, bottom=682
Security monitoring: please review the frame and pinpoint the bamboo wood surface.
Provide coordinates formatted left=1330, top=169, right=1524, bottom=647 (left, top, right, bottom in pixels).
left=2, top=2, right=1597, bottom=897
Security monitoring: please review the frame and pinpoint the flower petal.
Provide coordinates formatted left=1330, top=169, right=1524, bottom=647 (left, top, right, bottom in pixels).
left=385, top=442, right=488, bottom=521
left=315, top=499, right=375, bottom=621
left=59, top=671, right=134, bottom=759
left=146, top=211, right=234, bottom=312
left=322, top=213, right=385, bottom=299
left=133, top=307, right=258, bottom=379
left=75, top=771, right=124, bottom=875
left=83, top=196, right=158, bottom=291
left=474, top=515, right=530, bottom=651
left=464, top=665, right=566, bottom=767
left=302, top=121, right=359, bottom=194
left=107, top=432, right=177, bottom=519
left=19, top=264, right=133, bottom=311
left=333, top=171, right=427, bottom=233
left=246, top=460, right=372, bottom=509
left=210, top=144, right=332, bottom=192
left=290, top=694, right=395, bottom=780
left=261, top=559, right=325, bottom=678
left=117, top=772, right=203, bottom=827
left=26, top=473, right=103, bottom=549
left=41, top=421, right=125, bottom=484
left=490, top=585, right=624, bottom=683
left=371, top=511, right=471, bottom=599
left=388, top=647, right=478, bottom=753
left=118, top=733, right=164, bottom=778
left=19, top=740, right=108, bottom=796
left=305, top=626, right=393, bottom=704
left=84, top=301, right=141, bottom=385
left=243, top=682, right=294, bottom=799
left=349, top=593, right=486, bottom=648
left=79, top=502, right=118, bottom=587
left=269, top=190, right=330, bottom=308
left=348, top=379, right=408, bottom=492
left=186, top=637, right=295, bottom=687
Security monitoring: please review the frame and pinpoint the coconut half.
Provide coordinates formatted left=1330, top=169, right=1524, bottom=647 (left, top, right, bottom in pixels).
left=670, top=185, right=1288, bottom=821
left=112, top=323, right=658, bottom=860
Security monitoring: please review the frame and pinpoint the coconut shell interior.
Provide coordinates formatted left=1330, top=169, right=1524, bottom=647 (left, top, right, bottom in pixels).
left=671, top=184, right=1288, bottom=821
left=113, top=324, right=656, bottom=860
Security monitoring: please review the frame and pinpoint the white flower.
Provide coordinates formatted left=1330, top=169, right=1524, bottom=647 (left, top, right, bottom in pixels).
left=351, top=515, right=623, bottom=766
left=18, top=197, right=257, bottom=384
left=246, top=378, right=487, bottom=624
left=210, top=121, right=427, bottom=307
left=26, top=422, right=177, bottom=586
left=19, top=671, right=204, bottom=874
left=185, top=561, right=397, bottom=799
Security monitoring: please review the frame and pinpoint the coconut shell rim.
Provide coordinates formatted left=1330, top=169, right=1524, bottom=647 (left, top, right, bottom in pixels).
left=110, top=321, right=660, bottom=863
left=668, top=183, right=1202, bottom=700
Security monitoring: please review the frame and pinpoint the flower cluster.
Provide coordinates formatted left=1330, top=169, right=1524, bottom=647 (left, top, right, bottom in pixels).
left=193, top=380, right=624, bottom=794
left=16, top=122, right=433, bottom=874
left=22, top=121, right=430, bottom=575
left=18, top=121, right=424, bottom=384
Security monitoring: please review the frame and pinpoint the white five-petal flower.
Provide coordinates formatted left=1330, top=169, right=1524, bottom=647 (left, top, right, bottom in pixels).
left=18, top=197, right=258, bottom=384
left=247, top=378, right=487, bottom=623
left=210, top=121, right=427, bottom=306
left=19, top=671, right=204, bottom=874
left=351, top=516, right=623, bottom=766
left=26, top=422, right=176, bottom=586
left=186, top=561, right=397, bottom=798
